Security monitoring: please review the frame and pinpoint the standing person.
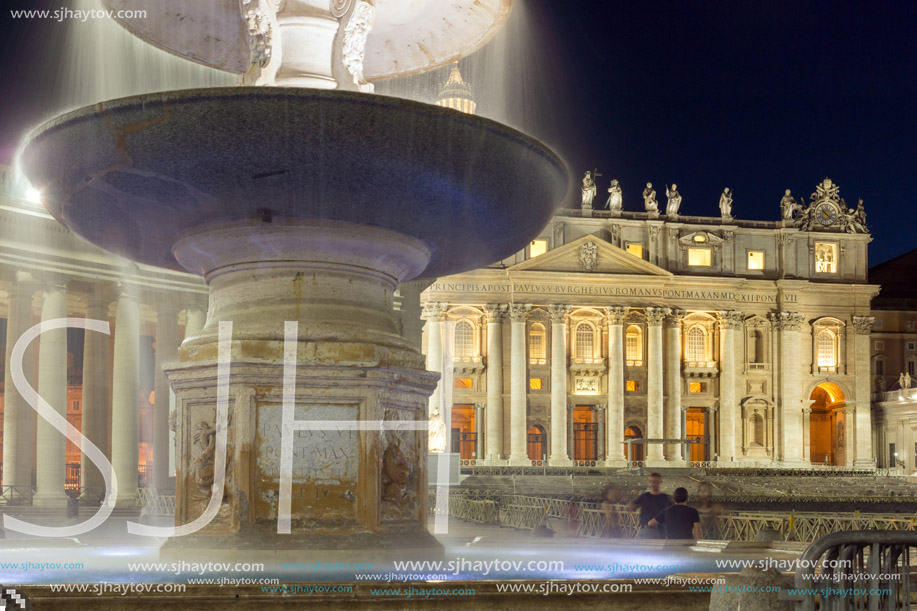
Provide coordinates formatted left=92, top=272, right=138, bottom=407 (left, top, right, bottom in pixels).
left=649, top=487, right=702, bottom=540
left=627, top=473, right=671, bottom=539
left=693, top=481, right=723, bottom=539
left=600, top=484, right=621, bottom=538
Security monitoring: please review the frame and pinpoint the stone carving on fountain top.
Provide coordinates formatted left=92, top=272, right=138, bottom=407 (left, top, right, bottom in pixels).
left=239, top=0, right=281, bottom=85
left=336, top=0, right=377, bottom=92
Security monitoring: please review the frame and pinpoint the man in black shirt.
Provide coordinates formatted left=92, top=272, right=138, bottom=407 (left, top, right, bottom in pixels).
left=627, top=473, right=672, bottom=539
left=649, top=487, right=702, bottom=539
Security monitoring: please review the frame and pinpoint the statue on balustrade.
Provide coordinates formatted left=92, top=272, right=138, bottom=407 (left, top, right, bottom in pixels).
left=581, top=170, right=597, bottom=209
left=719, top=188, right=733, bottom=218
left=665, top=183, right=682, bottom=216
left=642, top=182, right=658, bottom=213
left=606, top=179, right=623, bottom=213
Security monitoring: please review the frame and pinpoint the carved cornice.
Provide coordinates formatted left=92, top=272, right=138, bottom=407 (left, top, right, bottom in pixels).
left=547, top=304, right=571, bottom=323
left=421, top=302, right=449, bottom=322
left=852, top=316, right=875, bottom=335
left=483, top=303, right=508, bottom=323
left=645, top=306, right=669, bottom=326
left=604, top=306, right=629, bottom=325
left=508, top=303, right=532, bottom=323
left=768, top=311, right=806, bottom=331
left=717, top=310, right=745, bottom=330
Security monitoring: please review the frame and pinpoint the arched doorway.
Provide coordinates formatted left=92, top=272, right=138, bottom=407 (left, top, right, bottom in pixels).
left=572, top=406, right=598, bottom=461
left=809, top=382, right=846, bottom=466
left=527, top=425, right=546, bottom=463
left=624, top=426, right=644, bottom=464
left=450, top=405, right=476, bottom=460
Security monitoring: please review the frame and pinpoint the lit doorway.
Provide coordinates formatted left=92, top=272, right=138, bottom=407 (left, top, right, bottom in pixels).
left=450, top=404, right=476, bottom=460
left=573, top=405, right=598, bottom=461
left=685, top=407, right=707, bottom=462
left=809, top=382, right=846, bottom=466
left=624, top=426, right=643, bottom=464
left=527, top=425, right=546, bottom=463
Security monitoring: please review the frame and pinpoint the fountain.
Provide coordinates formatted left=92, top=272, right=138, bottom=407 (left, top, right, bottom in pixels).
left=19, top=0, right=567, bottom=559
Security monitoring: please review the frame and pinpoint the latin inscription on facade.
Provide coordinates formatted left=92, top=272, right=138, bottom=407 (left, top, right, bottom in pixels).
left=429, top=282, right=795, bottom=303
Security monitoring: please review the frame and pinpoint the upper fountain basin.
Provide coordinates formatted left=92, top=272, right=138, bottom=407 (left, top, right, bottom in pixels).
left=103, top=0, right=511, bottom=80
left=20, top=87, right=567, bottom=279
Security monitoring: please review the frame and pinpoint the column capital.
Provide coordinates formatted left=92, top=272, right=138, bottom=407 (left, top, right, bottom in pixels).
left=604, top=306, right=628, bottom=325
left=665, top=308, right=686, bottom=328
left=508, top=303, right=532, bottom=323
left=547, top=304, right=570, bottom=323
left=421, top=302, right=449, bottom=322
left=801, top=407, right=812, bottom=415
left=717, top=310, right=745, bottom=330
left=768, top=311, right=806, bottom=331
left=852, top=316, right=875, bottom=335
left=646, top=306, right=669, bottom=326
left=594, top=403, right=606, bottom=412
left=473, top=402, right=485, bottom=411
left=681, top=405, right=690, bottom=413
left=483, top=303, right=508, bottom=322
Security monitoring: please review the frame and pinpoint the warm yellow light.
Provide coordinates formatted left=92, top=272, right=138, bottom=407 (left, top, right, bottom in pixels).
left=529, top=378, right=543, bottom=390
left=747, top=250, right=765, bottom=270
left=626, top=243, right=643, bottom=258
left=626, top=380, right=639, bottom=392
left=688, top=248, right=711, bottom=266
left=529, top=239, right=547, bottom=258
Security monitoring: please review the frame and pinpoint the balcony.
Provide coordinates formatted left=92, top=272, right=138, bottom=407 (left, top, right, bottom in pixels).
left=684, top=361, right=718, bottom=377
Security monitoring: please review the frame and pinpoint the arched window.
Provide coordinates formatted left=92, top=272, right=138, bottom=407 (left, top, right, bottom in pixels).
left=686, top=325, right=707, bottom=362
left=753, top=330, right=765, bottom=363
left=751, top=414, right=765, bottom=446
left=454, top=320, right=475, bottom=358
left=816, top=330, right=837, bottom=368
left=625, top=325, right=643, bottom=365
left=574, top=322, right=595, bottom=360
left=528, top=323, right=546, bottom=363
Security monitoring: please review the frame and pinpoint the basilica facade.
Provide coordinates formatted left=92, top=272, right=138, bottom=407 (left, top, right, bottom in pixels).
left=418, top=179, right=878, bottom=469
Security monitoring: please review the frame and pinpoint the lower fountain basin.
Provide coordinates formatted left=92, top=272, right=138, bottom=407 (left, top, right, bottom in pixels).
left=21, top=87, right=567, bottom=279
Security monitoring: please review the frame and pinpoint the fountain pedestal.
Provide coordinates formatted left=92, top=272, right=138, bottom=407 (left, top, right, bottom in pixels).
left=163, top=220, right=440, bottom=557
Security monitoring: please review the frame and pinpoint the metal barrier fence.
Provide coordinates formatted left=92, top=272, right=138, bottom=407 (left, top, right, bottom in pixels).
left=784, top=530, right=917, bottom=611
left=436, top=492, right=917, bottom=543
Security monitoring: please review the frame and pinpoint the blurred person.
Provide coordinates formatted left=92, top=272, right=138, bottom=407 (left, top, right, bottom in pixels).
left=693, top=481, right=724, bottom=539
left=628, top=472, right=671, bottom=539
left=600, top=484, right=622, bottom=538
left=649, top=487, right=702, bottom=540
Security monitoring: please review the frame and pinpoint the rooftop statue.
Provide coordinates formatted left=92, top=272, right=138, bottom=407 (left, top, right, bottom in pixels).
left=665, top=183, right=682, bottom=216
left=719, top=188, right=733, bottom=219
left=581, top=171, right=597, bottom=209
left=642, top=182, right=658, bottom=213
left=606, top=179, right=623, bottom=213
left=781, top=189, right=802, bottom=220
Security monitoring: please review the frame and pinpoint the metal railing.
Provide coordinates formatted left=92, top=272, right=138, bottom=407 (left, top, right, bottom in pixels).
left=136, top=488, right=176, bottom=515
left=784, top=530, right=917, bottom=611
left=0, top=485, right=33, bottom=505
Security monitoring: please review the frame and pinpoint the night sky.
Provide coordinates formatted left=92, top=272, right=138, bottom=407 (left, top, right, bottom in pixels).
left=0, top=0, right=915, bottom=265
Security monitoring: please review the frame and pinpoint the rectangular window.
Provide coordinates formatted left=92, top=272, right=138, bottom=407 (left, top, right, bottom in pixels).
left=909, top=361, right=916, bottom=377
left=688, top=248, right=712, bottom=267
left=907, top=321, right=915, bottom=330
left=875, top=340, right=885, bottom=350
left=625, top=380, right=640, bottom=392
left=688, top=382, right=707, bottom=393
left=815, top=242, right=838, bottom=273
left=890, top=443, right=897, bottom=467
left=907, top=342, right=916, bottom=351
left=625, top=243, right=644, bottom=258
left=747, top=250, right=765, bottom=270
left=454, top=378, right=472, bottom=389
left=874, top=320, right=883, bottom=329
left=529, top=239, right=548, bottom=258
left=876, top=360, right=885, bottom=375
left=529, top=378, right=543, bottom=390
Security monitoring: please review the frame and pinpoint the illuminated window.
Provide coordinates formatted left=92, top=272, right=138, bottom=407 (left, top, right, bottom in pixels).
left=816, top=330, right=837, bottom=367
left=455, top=378, right=472, bottom=388
left=694, top=233, right=708, bottom=243
left=815, top=242, right=838, bottom=273
left=626, top=243, right=644, bottom=258
left=747, top=250, right=765, bottom=270
left=686, top=325, right=707, bottom=362
left=688, top=248, right=711, bottom=266
left=529, top=239, right=548, bottom=258
left=529, top=378, right=543, bottom=390
left=574, top=322, right=595, bottom=360
left=625, top=325, right=643, bottom=365
left=454, top=320, right=475, bottom=358
left=688, top=382, right=707, bottom=393
left=626, top=380, right=640, bottom=392
left=528, top=323, right=546, bottom=363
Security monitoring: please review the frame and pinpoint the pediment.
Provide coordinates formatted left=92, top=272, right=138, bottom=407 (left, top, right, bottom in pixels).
left=508, top=235, right=672, bottom=276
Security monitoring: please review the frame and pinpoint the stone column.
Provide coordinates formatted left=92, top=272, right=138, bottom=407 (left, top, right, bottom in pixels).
left=717, top=310, right=744, bottom=462
left=152, top=304, right=179, bottom=490
left=473, top=403, right=484, bottom=460
left=184, top=308, right=206, bottom=339
left=567, top=404, right=575, bottom=462
left=646, top=307, right=668, bottom=466
left=596, top=404, right=606, bottom=460
left=802, top=407, right=812, bottom=463
left=852, top=316, right=876, bottom=468
left=548, top=304, right=570, bottom=465
left=483, top=304, right=506, bottom=461
left=771, top=312, right=806, bottom=465
left=2, top=274, right=37, bottom=491
left=664, top=309, right=684, bottom=462
left=421, top=302, right=447, bottom=452
left=33, top=282, right=69, bottom=509
left=508, top=304, right=531, bottom=464
left=111, top=286, right=141, bottom=505
left=80, top=288, right=113, bottom=498
left=604, top=307, right=627, bottom=467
